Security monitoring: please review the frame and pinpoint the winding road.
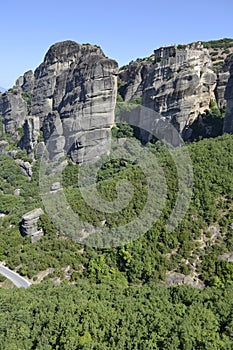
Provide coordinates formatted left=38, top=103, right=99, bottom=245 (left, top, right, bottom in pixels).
left=0, top=264, right=31, bottom=289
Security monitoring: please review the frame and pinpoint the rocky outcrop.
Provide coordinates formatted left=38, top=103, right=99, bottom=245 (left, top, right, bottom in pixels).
left=165, top=272, right=204, bottom=288
left=0, top=140, right=8, bottom=154
left=223, top=57, right=233, bottom=133
left=2, top=39, right=233, bottom=154
left=142, top=51, right=217, bottom=139
left=118, top=48, right=219, bottom=140
left=0, top=91, right=27, bottom=134
left=34, top=41, right=118, bottom=163
left=119, top=60, right=152, bottom=101
left=15, top=159, right=33, bottom=179
left=1, top=41, right=118, bottom=164
left=18, top=116, right=40, bottom=155
left=214, top=54, right=233, bottom=109
left=21, top=208, right=44, bottom=243
left=219, top=252, right=233, bottom=262
left=16, top=70, right=34, bottom=94
left=215, top=72, right=230, bottom=108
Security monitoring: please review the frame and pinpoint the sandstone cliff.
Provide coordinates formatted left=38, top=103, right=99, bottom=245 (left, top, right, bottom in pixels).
left=1, top=39, right=233, bottom=153
left=0, top=41, right=118, bottom=163
left=118, top=59, right=152, bottom=101
left=0, top=90, right=27, bottom=134
left=119, top=44, right=233, bottom=140
left=223, top=55, right=233, bottom=133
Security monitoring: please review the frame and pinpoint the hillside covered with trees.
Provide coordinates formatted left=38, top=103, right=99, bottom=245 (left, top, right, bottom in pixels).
left=1, top=38, right=233, bottom=349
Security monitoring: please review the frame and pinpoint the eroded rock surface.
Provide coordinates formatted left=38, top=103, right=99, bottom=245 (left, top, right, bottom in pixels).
left=32, top=41, right=118, bottom=163
left=142, top=51, right=217, bottom=139
left=0, top=91, right=27, bottom=134
left=21, top=208, right=44, bottom=243
left=223, top=56, right=233, bottom=133
left=0, top=41, right=118, bottom=164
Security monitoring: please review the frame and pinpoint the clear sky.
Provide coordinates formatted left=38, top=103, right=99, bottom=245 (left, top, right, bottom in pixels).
left=0, top=0, right=232, bottom=88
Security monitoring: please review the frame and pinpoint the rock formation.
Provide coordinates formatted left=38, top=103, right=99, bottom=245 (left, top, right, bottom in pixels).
left=16, top=70, right=34, bottom=94
left=0, top=90, right=27, bottom=134
left=215, top=54, right=233, bottom=109
left=1, top=39, right=233, bottom=152
left=18, top=116, right=40, bottom=155
left=165, top=272, right=204, bottom=289
left=0, top=41, right=118, bottom=164
left=21, top=208, right=44, bottom=243
left=31, top=41, right=118, bottom=163
left=215, top=72, right=230, bottom=108
left=119, top=47, right=233, bottom=140
left=0, top=140, right=8, bottom=154
left=223, top=59, right=233, bottom=133
left=15, top=159, right=33, bottom=179
left=118, top=60, right=152, bottom=101
left=120, top=47, right=218, bottom=140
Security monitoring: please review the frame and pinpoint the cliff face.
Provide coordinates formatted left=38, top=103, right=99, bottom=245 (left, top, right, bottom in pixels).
left=223, top=56, right=233, bottom=133
left=119, top=46, right=233, bottom=139
left=0, top=41, right=118, bottom=164
left=0, top=91, right=27, bottom=134
left=118, top=60, right=152, bottom=101
left=144, top=62, right=217, bottom=138
left=120, top=48, right=217, bottom=139
left=1, top=39, right=233, bottom=152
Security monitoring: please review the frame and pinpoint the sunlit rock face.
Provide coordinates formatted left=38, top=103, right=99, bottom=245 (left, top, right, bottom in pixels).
left=32, top=41, right=118, bottom=163
left=0, top=41, right=118, bottom=164
left=223, top=57, right=233, bottom=134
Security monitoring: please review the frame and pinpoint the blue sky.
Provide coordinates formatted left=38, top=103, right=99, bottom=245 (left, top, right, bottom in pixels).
left=0, top=0, right=232, bottom=88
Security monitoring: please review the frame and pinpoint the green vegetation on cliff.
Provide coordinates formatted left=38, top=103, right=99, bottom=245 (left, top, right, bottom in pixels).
left=1, top=122, right=233, bottom=349
left=203, top=38, right=233, bottom=49
left=0, top=133, right=233, bottom=288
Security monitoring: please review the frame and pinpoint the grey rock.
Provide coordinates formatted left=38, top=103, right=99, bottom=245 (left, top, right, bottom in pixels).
left=15, top=159, right=33, bottom=179
left=0, top=140, right=9, bottom=154
left=7, top=150, right=18, bottom=159
left=35, top=141, right=46, bottom=156
left=19, top=116, right=40, bottom=155
left=143, top=62, right=217, bottom=139
left=31, top=41, right=118, bottom=163
left=0, top=91, right=27, bottom=134
left=50, top=181, right=62, bottom=193
left=13, top=189, right=21, bottom=196
left=121, top=48, right=217, bottom=140
left=1, top=41, right=118, bottom=164
left=223, top=57, right=233, bottom=133
left=31, top=232, right=44, bottom=243
left=119, top=61, right=151, bottom=101
left=166, top=272, right=204, bottom=288
left=219, top=252, right=233, bottom=262
left=215, top=72, right=230, bottom=108
left=16, top=70, right=34, bottom=93
left=21, top=208, right=44, bottom=242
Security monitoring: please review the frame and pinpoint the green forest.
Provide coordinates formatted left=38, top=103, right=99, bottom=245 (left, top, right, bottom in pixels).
left=0, top=282, right=233, bottom=349
left=1, top=118, right=233, bottom=348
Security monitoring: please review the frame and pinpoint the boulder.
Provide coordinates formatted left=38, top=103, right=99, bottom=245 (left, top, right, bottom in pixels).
left=165, top=272, right=204, bottom=289
left=0, top=140, right=9, bottom=154
left=15, top=159, right=33, bottom=179
left=219, top=252, right=233, bottom=262
left=21, top=208, right=44, bottom=242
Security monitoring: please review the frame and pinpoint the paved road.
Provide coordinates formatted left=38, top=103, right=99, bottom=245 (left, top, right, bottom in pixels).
left=0, top=265, right=31, bottom=289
